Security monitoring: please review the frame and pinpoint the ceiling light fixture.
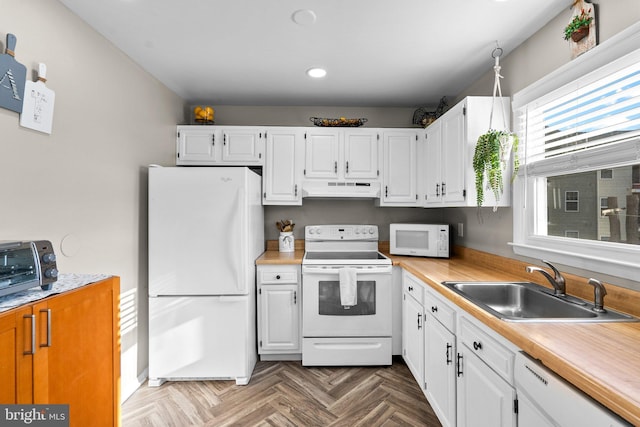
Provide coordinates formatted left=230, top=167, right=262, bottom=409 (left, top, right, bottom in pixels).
left=307, top=68, right=327, bottom=78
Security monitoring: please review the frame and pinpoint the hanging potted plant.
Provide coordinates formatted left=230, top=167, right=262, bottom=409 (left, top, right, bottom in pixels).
left=564, top=8, right=593, bottom=42
left=473, top=129, right=519, bottom=209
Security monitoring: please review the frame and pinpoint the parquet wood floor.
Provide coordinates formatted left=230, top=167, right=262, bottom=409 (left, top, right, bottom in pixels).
left=122, top=358, right=442, bottom=426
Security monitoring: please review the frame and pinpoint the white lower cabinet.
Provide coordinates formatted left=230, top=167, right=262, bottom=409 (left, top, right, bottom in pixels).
left=402, top=270, right=425, bottom=383
left=402, top=288, right=424, bottom=383
left=257, top=265, right=301, bottom=358
left=424, top=301, right=457, bottom=427
left=402, top=268, right=518, bottom=427
left=456, top=344, right=516, bottom=427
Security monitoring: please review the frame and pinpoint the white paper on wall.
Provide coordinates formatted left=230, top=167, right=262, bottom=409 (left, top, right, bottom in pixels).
left=20, top=63, right=55, bottom=134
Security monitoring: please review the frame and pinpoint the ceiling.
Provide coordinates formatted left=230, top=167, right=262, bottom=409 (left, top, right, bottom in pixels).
left=58, top=0, right=568, bottom=108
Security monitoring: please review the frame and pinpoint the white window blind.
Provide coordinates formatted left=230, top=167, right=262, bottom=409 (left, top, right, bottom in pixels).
left=517, top=50, right=640, bottom=167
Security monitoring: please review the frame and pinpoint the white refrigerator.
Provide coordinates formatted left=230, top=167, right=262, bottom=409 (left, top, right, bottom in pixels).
left=147, top=166, right=264, bottom=386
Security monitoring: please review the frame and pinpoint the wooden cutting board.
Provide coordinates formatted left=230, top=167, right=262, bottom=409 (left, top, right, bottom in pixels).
left=20, top=63, right=55, bottom=134
left=0, top=33, right=27, bottom=113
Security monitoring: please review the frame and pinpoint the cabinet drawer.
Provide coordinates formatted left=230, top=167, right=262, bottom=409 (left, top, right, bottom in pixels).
left=259, top=269, right=298, bottom=284
left=424, top=289, right=456, bottom=333
left=459, top=314, right=514, bottom=383
left=402, top=271, right=424, bottom=305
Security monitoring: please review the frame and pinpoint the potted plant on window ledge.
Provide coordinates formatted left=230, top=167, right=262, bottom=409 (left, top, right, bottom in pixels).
left=564, top=8, right=593, bottom=42
left=473, top=129, right=519, bottom=210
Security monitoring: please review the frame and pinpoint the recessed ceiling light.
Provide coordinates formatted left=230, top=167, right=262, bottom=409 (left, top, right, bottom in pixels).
left=292, top=9, right=317, bottom=26
left=307, top=68, right=327, bottom=78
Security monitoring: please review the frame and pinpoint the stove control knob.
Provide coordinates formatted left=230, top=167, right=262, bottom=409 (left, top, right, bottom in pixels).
left=42, top=252, right=56, bottom=263
left=316, top=228, right=322, bottom=234
left=355, top=228, right=360, bottom=234
left=368, top=227, right=375, bottom=234
left=44, top=268, right=59, bottom=279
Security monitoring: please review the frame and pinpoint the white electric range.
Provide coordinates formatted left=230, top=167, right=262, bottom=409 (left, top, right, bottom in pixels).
left=301, top=225, right=393, bottom=366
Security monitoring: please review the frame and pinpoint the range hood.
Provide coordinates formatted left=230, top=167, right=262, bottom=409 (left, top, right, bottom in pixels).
left=302, top=181, right=381, bottom=199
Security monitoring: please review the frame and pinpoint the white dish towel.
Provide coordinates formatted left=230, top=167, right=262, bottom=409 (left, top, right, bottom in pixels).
left=339, top=267, right=358, bottom=307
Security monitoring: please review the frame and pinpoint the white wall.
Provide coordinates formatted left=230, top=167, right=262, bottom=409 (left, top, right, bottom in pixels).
left=0, top=0, right=184, bottom=400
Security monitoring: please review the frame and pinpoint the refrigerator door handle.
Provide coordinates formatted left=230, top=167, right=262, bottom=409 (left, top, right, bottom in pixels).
left=238, top=186, right=247, bottom=294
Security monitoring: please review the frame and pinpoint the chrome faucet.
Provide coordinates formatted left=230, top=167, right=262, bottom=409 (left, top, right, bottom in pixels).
left=587, top=278, right=607, bottom=313
left=525, top=260, right=566, bottom=296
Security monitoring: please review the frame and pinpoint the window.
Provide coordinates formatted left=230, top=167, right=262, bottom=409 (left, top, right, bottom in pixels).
left=564, top=191, right=579, bottom=212
left=600, top=169, right=614, bottom=179
left=511, top=24, right=640, bottom=282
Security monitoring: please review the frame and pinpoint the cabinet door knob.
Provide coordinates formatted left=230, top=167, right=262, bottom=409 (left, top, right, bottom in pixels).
left=276, top=275, right=281, bottom=280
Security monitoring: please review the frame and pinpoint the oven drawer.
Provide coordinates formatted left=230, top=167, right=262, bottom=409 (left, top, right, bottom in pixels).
left=302, top=337, right=392, bottom=366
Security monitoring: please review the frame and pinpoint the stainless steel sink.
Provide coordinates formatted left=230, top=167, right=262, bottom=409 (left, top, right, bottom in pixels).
left=441, top=281, right=637, bottom=322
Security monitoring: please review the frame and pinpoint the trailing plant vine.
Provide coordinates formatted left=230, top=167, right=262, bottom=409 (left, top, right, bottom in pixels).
left=473, top=129, right=519, bottom=208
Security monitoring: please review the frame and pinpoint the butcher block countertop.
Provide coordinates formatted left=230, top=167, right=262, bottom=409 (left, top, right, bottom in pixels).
left=256, top=244, right=640, bottom=425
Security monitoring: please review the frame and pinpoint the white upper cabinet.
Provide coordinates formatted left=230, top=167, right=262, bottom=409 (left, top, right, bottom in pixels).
left=343, top=130, right=380, bottom=179
left=263, top=127, right=304, bottom=205
left=176, top=126, right=265, bottom=166
left=378, top=130, right=419, bottom=206
left=220, top=127, right=264, bottom=164
left=421, top=96, right=511, bottom=208
left=176, top=126, right=219, bottom=164
left=303, top=128, right=379, bottom=180
left=303, top=128, right=341, bottom=179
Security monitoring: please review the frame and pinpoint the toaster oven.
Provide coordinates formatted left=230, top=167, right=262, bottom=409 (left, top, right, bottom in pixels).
left=0, top=240, right=58, bottom=298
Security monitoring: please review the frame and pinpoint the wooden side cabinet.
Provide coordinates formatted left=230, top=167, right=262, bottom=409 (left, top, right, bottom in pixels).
left=0, top=277, right=120, bottom=427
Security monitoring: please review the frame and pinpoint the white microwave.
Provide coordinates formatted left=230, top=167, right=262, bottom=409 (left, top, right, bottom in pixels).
left=389, top=223, right=450, bottom=258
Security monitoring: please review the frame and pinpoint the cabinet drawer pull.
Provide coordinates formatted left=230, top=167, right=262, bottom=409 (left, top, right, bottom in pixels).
left=436, top=183, right=440, bottom=197
left=408, top=285, right=413, bottom=291
left=346, top=161, right=349, bottom=173
left=334, top=161, right=337, bottom=173
left=294, top=290, right=297, bottom=304
left=431, top=306, right=438, bottom=313
left=276, top=275, right=281, bottom=280
left=473, top=341, right=482, bottom=351
left=24, top=314, right=36, bottom=355
left=211, top=134, right=215, bottom=145
left=40, top=308, right=51, bottom=348
left=457, top=353, right=463, bottom=377
left=442, top=182, right=446, bottom=195
left=417, top=313, right=422, bottom=330
left=446, top=343, right=452, bottom=365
